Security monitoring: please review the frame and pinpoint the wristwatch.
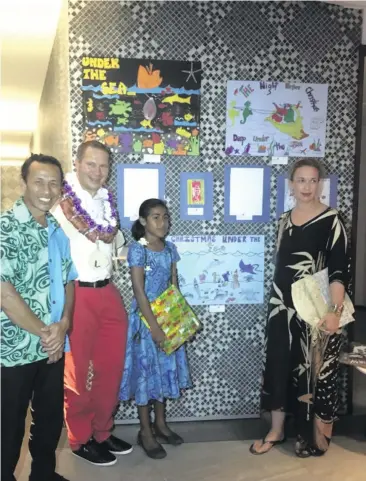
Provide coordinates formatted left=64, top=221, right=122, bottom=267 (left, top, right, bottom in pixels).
left=329, top=304, right=344, bottom=317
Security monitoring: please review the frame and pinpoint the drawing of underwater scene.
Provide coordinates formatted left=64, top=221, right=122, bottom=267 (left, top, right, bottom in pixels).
left=81, top=57, right=202, bottom=155
left=225, top=80, right=328, bottom=158
left=169, top=235, right=265, bottom=305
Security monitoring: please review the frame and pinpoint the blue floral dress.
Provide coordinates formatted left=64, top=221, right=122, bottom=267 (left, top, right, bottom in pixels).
left=119, top=240, right=192, bottom=405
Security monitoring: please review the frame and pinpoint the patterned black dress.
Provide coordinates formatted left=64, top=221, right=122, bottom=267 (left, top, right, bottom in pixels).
left=261, top=208, right=349, bottom=443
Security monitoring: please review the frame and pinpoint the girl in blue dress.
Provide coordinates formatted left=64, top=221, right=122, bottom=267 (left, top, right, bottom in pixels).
left=119, top=199, right=191, bottom=459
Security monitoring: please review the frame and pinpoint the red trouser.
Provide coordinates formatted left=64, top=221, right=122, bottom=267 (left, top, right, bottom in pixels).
left=64, top=282, right=127, bottom=450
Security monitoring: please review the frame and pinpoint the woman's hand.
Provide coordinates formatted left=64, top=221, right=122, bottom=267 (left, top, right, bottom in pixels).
left=318, top=313, right=340, bottom=335
left=151, top=325, right=166, bottom=346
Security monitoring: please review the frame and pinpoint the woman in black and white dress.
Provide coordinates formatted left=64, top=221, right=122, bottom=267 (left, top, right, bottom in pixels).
left=250, top=159, right=349, bottom=457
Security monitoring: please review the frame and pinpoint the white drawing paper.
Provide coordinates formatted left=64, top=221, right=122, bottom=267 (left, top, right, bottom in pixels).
left=226, top=81, right=328, bottom=157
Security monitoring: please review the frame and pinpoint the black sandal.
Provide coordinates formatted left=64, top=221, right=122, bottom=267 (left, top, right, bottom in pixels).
left=295, top=435, right=312, bottom=458
left=153, top=424, right=184, bottom=446
left=137, top=431, right=167, bottom=459
left=295, top=435, right=331, bottom=458
left=309, top=435, right=331, bottom=457
left=249, top=436, right=286, bottom=455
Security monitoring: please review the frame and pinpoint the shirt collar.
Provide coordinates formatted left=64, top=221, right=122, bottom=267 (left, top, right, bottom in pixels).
left=13, top=198, right=38, bottom=226
left=13, top=197, right=59, bottom=235
left=65, top=172, right=108, bottom=201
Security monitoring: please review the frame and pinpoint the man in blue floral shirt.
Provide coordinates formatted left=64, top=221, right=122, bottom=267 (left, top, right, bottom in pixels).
left=1, top=154, right=77, bottom=481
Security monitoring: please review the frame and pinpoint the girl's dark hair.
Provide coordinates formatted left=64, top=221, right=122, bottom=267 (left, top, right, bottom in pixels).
left=289, top=158, right=326, bottom=181
left=131, top=198, right=168, bottom=240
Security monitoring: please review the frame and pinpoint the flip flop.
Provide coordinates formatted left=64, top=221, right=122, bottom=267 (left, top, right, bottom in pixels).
left=249, top=437, right=286, bottom=455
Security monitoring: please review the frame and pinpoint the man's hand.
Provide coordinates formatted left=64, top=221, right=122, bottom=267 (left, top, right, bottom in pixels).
left=41, top=317, right=69, bottom=355
left=47, top=346, right=64, bottom=364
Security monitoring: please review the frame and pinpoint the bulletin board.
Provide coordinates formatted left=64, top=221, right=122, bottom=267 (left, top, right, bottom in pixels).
left=68, top=0, right=360, bottom=421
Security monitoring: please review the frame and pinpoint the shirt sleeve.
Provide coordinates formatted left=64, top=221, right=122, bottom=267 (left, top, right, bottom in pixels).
left=327, top=212, right=349, bottom=286
left=0, top=214, right=17, bottom=284
left=167, top=241, right=180, bottom=263
left=127, top=242, right=145, bottom=268
left=66, top=258, right=78, bottom=283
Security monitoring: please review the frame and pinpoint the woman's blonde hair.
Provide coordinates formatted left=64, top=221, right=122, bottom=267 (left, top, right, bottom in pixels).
left=289, top=158, right=326, bottom=181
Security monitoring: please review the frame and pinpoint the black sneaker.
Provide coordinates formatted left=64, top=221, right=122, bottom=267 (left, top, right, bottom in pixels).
left=72, top=439, right=117, bottom=466
left=98, top=434, right=133, bottom=455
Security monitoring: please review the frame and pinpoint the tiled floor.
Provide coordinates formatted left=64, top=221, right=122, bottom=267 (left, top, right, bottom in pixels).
left=14, top=308, right=366, bottom=481
left=15, top=430, right=366, bottom=481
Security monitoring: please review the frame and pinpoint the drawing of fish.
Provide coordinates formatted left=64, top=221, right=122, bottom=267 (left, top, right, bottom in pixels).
left=140, top=119, right=153, bottom=128
left=184, top=113, right=194, bottom=121
left=176, top=127, right=191, bottom=138
left=143, top=97, right=157, bottom=121
left=239, top=260, right=258, bottom=275
left=162, top=94, right=191, bottom=105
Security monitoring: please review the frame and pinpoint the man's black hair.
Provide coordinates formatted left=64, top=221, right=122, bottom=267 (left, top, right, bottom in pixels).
left=21, top=153, right=64, bottom=183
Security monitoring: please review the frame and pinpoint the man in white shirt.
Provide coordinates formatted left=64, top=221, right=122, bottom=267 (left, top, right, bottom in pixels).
left=52, top=141, right=132, bottom=466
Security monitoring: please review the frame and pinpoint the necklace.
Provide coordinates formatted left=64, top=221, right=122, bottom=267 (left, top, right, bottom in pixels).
left=60, top=180, right=118, bottom=244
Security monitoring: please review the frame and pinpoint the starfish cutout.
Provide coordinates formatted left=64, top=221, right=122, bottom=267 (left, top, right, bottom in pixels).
left=181, top=62, right=202, bottom=84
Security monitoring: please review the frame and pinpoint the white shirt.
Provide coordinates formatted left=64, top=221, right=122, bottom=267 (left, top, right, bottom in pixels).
left=52, top=173, right=123, bottom=282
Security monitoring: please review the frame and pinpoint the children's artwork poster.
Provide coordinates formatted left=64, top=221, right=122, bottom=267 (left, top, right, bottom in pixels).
left=225, top=81, right=328, bottom=158
left=81, top=57, right=202, bottom=156
left=170, top=235, right=265, bottom=305
left=188, top=179, right=204, bottom=205
left=180, top=172, right=213, bottom=221
left=276, top=174, right=338, bottom=218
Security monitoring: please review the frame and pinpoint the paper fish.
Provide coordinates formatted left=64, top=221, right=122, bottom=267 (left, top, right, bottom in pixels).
left=184, top=113, right=194, bottom=121
left=140, top=119, right=152, bottom=128
left=162, top=94, right=191, bottom=105
left=176, top=127, right=191, bottom=138
left=143, top=97, right=157, bottom=121
left=239, top=260, right=258, bottom=275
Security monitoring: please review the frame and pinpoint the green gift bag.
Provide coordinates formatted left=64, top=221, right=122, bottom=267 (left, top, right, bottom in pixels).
left=140, top=284, right=201, bottom=355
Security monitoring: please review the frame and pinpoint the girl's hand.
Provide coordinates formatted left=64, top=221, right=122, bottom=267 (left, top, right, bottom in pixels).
left=151, top=325, right=166, bottom=346
left=318, top=313, right=340, bottom=334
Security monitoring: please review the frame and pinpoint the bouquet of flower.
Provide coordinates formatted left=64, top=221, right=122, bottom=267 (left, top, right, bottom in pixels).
left=140, top=285, right=201, bottom=355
